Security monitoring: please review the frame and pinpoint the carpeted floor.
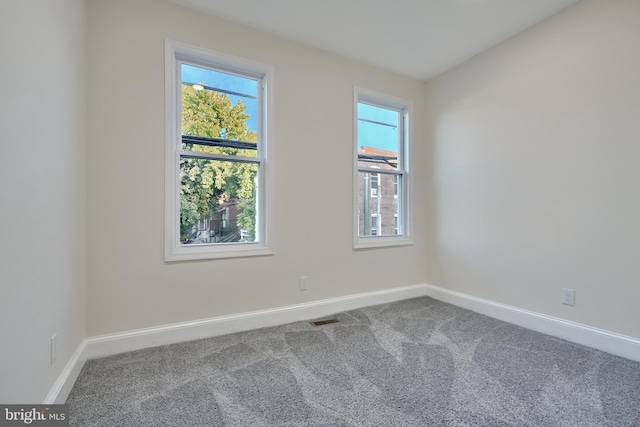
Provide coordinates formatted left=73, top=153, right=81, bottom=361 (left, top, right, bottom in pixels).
left=67, top=297, right=640, bottom=426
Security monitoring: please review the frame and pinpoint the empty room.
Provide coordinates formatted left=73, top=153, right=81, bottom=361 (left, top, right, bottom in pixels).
left=1, top=0, right=639, bottom=425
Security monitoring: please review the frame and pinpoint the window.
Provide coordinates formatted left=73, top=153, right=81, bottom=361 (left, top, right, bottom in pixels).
left=165, top=40, right=273, bottom=261
left=371, top=213, right=379, bottom=235
left=354, top=87, right=411, bottom=248
left=393, top=175, right=399, bottom=199
left=370, top=172, right=379, bottom=197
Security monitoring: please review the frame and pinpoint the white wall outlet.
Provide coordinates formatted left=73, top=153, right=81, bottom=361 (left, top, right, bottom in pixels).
left=299, top=276, right=309, bottom=291
left=561, top=288, right=575, bottom=306
left=51, top=333, right=58, bottom=365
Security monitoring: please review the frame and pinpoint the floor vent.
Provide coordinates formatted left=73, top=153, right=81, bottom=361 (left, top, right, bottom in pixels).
left=310, top=318, right=339, bottom=327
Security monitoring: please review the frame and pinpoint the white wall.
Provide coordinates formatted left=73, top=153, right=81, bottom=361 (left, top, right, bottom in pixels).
left=0, top=1, right=87, bottom=403
left=86, top=0, right=427, bottom=336
left=425, top=0, right=640, bottom=339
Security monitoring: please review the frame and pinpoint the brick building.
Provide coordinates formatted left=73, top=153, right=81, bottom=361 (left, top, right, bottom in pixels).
left=357, top=146, right=400, bottom=236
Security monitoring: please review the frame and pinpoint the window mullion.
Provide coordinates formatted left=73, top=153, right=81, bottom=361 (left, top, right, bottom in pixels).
left=358, top=167, right=398, bottom=175
left=178, top=150, right=261, bottom=164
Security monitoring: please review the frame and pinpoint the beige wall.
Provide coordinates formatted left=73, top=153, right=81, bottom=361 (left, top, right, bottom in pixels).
left=86, top=0, right=427, bottom=336
left=425, top=0, right=640, bottom=338
left=0, top=0, right=87, bottom=403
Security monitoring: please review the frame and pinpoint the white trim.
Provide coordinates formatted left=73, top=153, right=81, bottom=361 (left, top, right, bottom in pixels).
left=354, top=236, right=413, bottom=249
left=423, top=283, right=640, bottom=362
left=45, top=283, right=640, bottom=401
left=43, top=340, right=87, bottom=404
left=85, top=284, right=429, bottom=359
left=164, top=39, right=275, bottom=262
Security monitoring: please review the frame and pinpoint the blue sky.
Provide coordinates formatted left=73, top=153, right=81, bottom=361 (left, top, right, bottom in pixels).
left=182, top=64, right=258, bottom=133
left=358, top=102, right=399, bottom=153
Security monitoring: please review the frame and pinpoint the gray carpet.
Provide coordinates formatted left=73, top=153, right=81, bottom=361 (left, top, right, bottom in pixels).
left=67, top=297, right=640, bottom=426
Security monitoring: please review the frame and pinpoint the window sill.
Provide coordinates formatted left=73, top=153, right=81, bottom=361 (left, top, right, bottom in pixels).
left=353, top=236, right=413, bottom=250
left=165, top=243, right=274, bottom=262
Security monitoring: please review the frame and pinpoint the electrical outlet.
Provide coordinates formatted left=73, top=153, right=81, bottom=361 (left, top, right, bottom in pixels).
left=299, top=276, right=309, bottom=291
left=51, top=333, right=58, bottom=365
left=561, top=288, right=575, bottom=306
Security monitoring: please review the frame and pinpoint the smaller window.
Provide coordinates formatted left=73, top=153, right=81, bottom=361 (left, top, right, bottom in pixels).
left=371, top=213, right=378, bottom=235
left=371, top=173, right=379, bottom=197
left=353, top=87, right=411, bottom=249
left=393, top=175, right=399, bottom=199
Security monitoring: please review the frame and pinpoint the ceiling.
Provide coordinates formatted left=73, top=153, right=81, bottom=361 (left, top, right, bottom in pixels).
left=168, top=0, right=580, bottom=80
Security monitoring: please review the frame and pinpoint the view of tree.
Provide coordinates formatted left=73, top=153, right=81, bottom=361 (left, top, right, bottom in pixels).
left=180, top=84, right=258, bottom=242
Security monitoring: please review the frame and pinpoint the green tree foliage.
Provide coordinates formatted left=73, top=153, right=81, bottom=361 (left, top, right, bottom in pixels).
left=182, top=87, right=256, bottom=142
left=180, top=84, right=258, bottom=242
left=180, top=198, right=199, bottom=239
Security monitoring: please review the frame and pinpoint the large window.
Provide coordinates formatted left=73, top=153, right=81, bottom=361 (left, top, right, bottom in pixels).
left=165, top=40, right=273, bottom=261
left=354, top=88, right=411, bottom=248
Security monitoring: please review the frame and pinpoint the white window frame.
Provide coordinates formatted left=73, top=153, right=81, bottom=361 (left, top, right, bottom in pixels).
left=165, top=40, right=274, bottom=261
left=353, top=87, right=412, bottom=249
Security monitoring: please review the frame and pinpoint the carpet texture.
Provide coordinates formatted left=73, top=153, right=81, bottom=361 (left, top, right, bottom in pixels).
left=67, top=297, right=640, bottom=426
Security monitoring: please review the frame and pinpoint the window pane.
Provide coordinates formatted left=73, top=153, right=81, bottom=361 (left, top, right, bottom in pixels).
left=357, top=171, right=401, bottom=237
left=180, top=157, right=258, bottom=244
left=181, top=63, right=258, bottom=157
left=357, top=102, right=399, bottom=171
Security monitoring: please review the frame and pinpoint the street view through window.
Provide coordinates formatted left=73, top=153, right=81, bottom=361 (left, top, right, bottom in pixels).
left=357, top=101, right=404, bottom=237
left=179, top=63, right=261, bottom=245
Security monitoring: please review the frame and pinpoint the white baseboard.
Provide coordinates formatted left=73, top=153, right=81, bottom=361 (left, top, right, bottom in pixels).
left=423, top=283, right=640, bottom=362
left=47, top=282, right=640, bottom=402
left=85, top=284, right=429, bottom=360
left=43, top=340, right=87, bottom=404
left=46, top=284, right=427, bottom=402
